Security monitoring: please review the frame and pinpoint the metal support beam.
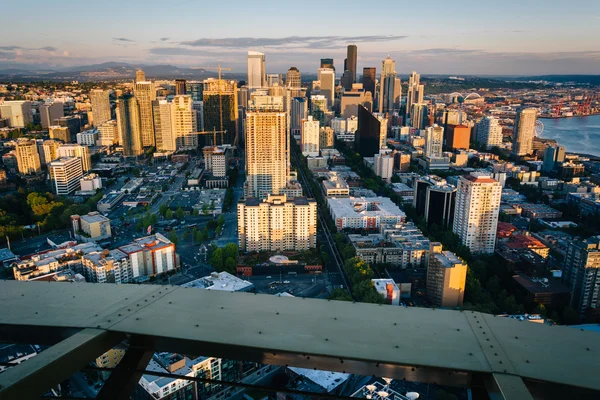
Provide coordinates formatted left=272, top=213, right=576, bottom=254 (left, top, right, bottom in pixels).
left=96, top=338, right=154, bottom=400
left=0, top=328, right=123, bottom=400
left=486, top=373, right=534, bottom=400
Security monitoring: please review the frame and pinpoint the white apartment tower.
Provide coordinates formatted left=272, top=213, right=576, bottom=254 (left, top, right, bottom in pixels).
left=15, top=139, right=41, bottom=175
left=301, top=116, right=320, bottom=157
left=152, top=100, right=175, bottom=152
left=134, top=81, right=156, bottom=147
left=374, top=150, right=394, bottom=181
left=48, top=157, right=84, bottom=195
left=0, top=101, right=33, bottom=128
left=247, top=51, right=266, bottom=89
left=245, top=95, right=288, bottom=199
left=89, top=89, right=112, bottom=125
left=476, top=116, right=503, bottom=149
left=424, top=125, right=444, bottom=158
left=171, top=95, right=198, bottom=150
left=452, top=173, right=502, bottom=254
left=57, top=144, right=92, bottom=172
left=238, top=194, right=317, bottom=252
left=512, top=108, right=537, bottom=156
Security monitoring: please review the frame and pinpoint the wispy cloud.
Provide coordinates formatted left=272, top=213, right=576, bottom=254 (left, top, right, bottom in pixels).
left=148, top=47, right=217, bottom=56
left=113, top=37, right=135, bottom=43
left=180, top=35, right=407, bottom=49
left=159, top=37, right=170, bottom=42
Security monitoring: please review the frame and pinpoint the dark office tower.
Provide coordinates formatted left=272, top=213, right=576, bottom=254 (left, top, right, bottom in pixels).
left=320, top=58, right=334, bottom=71
left=425, top=185, right=457, bottom=229
left=341, top=71, right=353, bottom=91
left=362, top=67, right=376, bottom=97
left=347, top=45, right=357, bottom=84
left=202, top=79, right=239, bottom=146
left=185, top=81, right=203, bottom=102
left=175, top=79, right=187, bottom=95
left=116, top=94, right=143, bottom=157
left=355, top=105, right=382, bottom=157
left=413, top=178, right=433, bottom=217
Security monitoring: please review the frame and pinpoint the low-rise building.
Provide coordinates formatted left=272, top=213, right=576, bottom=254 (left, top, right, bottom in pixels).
left=321, top=173, right=350, bottom=197
left=118, top=233, right=177, bottom=277
left=503, top=234, right=549, bottom=259
left=80, top=173, right=103, bottom=191
left=328, top=196, right=406, bottom=230
left=372, top=278, right=401, bottom=305
left=82, top=249, right=131, bottom=283
left=97, top=191, right=125, bottom=213
left=71, top=212, right=112, bottom=242
left=519, top=203, right=562, bottom=219
left=182, top=272, right=254, bottom=292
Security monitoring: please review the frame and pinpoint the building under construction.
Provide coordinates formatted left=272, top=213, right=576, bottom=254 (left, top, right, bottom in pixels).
left=202, top=78, right=239, bottom=146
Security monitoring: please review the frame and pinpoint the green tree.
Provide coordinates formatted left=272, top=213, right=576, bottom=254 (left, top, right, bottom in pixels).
left=168, top=231, right=178, bottom=245
left=210, top=248, right=224, bottom=271
left=224, top=257, right=237, bottom=274
left=159, top=204, right=168, bottom=217
left=201, top=203, right=209, bottom=215
left=176, top=207, right=184, bottom=220
left=329, top=288, right=352, bottom=302
left=165, top=209, right=173, bottom=219
left=223, top=243, right=238, bottom=261
left=217, top=214, right=225, bottom=226
left=195, top=230, right=205, bottom=243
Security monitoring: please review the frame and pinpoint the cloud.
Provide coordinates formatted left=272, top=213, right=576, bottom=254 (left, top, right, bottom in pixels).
left=180, top=35, right=407, bottom=49
left=160, top=37, right=170, bottom=42
left=113, top=37, right=135, bottom=42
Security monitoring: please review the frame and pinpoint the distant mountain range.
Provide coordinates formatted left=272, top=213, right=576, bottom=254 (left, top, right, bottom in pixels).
left=0, top=62, right=218, bottom=81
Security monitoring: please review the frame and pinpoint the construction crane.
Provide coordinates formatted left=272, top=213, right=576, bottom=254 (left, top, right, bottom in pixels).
left=197, top=129, right=228, bottom=147
left=201, top=64, right=233, bottom=139
left=552, top=99, right=563, bottom=118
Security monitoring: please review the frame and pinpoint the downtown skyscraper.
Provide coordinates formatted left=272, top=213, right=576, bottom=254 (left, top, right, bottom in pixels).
left=134, top=78, right=156, bottom=147
left=378, top=57, right=400, bottom=114
left=406, top=71, right=424, bottom=119
left=341, top=45, right=357, bottom=90
left=116, top=94, right=143, bottom=156
left=247, top=51, right=266, bottom=89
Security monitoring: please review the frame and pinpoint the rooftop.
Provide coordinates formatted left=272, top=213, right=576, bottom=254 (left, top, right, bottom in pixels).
left=512, top=274, right=570, bottom=295
left=78, top=212, right=110, bottom=224
left=181, top=271, right=253, bottom=292
left=432, top=251, right=466, bottom=268
left=288, top=367, right=350, bottom=392
left=328, top=197, right=406, bottom=219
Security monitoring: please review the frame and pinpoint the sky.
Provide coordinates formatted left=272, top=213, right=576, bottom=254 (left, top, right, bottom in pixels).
left=1, top=0, right=600, bottom=75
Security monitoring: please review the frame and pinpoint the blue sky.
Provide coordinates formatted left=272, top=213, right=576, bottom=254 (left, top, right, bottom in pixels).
left=1, top=0, right=599, bottom=75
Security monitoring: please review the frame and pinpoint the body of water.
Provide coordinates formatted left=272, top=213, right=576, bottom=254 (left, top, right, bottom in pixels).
left=539, top=114, right=600, bottom=157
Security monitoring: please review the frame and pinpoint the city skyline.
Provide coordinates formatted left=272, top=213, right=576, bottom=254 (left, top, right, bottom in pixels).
left=1, top=1, right=599, bottom=75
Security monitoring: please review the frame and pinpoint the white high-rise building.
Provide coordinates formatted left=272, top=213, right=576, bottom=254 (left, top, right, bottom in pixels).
left=133, top=81, right=156, bottom=147
left=152, top=100, right=175, bottom=152
left=39, top=103, right=64, bottom=130
left=374, top=149, right=394, bottom=181
left=0, top=101, right=33, bottom=127
left=512, top=108, right=537, bottom=156
left=452, top=173, right=501, bottom=254
left=89, top=89, right=112, bottom=126
left=317, top=68, right=335, bottom=108
left=379, top=56, right=398, bottom=114
left=15, top=139, right=41, bottom=175
left=48, top=157, right=84, bottom=195
left=247, top=51, right=266, bottom=89
left=301, top=116, right=320, bottom=157
left=238, top=194, right=317, bottom=252
left=57, top=144, right=92, bottom=172
left=76, top=129, right=98, bottom=146
left=171, top=95, right=198, bottom=150
left=96, top=120, right=118, bottom=146
left=290, top=97, right=308, bottom=135
left=476, top=116, right=503, bottom=149
left=424, top=125, right=444, bottom=158
left=245, top=96, right=288, bottom=199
